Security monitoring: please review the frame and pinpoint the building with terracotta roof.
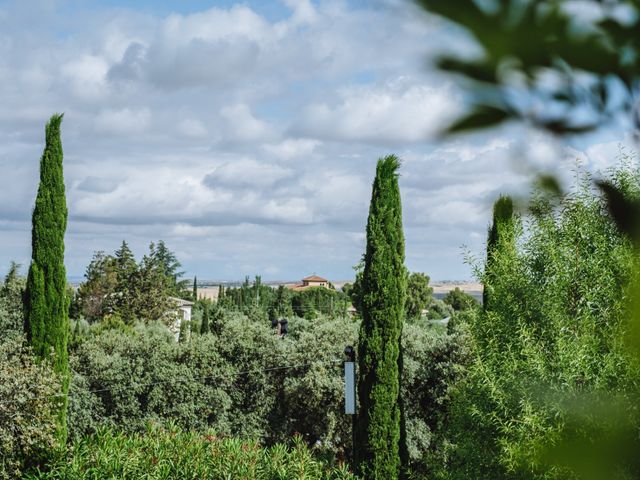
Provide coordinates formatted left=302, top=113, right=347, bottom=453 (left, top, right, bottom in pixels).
left=288, top=275, right=331, bottom=291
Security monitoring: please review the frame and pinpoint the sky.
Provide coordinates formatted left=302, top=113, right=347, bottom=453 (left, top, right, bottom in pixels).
left=0, top=0, right=635, bottom=283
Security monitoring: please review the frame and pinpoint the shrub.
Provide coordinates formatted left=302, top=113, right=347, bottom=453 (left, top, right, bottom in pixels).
left=0, top=339, right=62, bottom=479
left=446, top=165, right=640, bottom=479
left=28, top=424, right=357, bottom=480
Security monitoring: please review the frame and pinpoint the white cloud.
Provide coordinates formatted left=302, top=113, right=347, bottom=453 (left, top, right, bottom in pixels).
left=204, top=159, right=293, bottom=189
left=262, top=138, right=320, bottom=160
left=61, top=55, right=109, bottom=101
left=297, top=79, right=460, bottom=143
left=219, top=104, right=275, bottom=143
left=94, top=108, right=151, bottom=135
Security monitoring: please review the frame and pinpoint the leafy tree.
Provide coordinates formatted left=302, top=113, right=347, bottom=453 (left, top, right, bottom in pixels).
left=107, top=241, right=138, bottom=320
left=269, top=285, right=293, bottom=322
left=446, top=166, right=638, bottom=479
left=427, top=298, right=454, bottom=321
left=443, top=287, right=478, bottom=312
left=355, top=155, right=407, bottom=479
left=405, top=272, right=433, bottom=320
left=291, top=287, right=349, bottom=320
left=24, top=114, right=70, bottom=441
left=346, top=260, right=365, bottom=314
left=154, top=240, right=188, bottom=297
left=132, top=242, right=174, bottom=323
left=75, top=251, right=117, bottom=322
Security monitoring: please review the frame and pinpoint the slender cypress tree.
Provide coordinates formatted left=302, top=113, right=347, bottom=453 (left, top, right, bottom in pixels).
left=483, top=195, right=515, bottom=310
left=24, top=114, right=70, bottom=441
left=355, top=155, right=407, bottom=479
left=193, top=276, right=198, bottom=301
left=200, top=303, right=210, bottom=334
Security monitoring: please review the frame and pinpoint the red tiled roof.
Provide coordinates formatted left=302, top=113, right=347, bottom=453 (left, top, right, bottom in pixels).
left=302, top=275, right=328, bottom=282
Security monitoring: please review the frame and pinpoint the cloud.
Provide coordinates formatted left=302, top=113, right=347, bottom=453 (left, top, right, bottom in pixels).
left=262, top=138, right=320, bottom=160
left=76, top=176, right=121, bottom=194
left=94, top=108, right=150, bottom=135
left=203, top=159, right=293, bottom=189
left=296, top=78, right=460, bottom=143
left=219, top=104, right=275, bottom=143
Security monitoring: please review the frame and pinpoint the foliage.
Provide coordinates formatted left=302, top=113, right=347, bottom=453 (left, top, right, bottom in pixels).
left=484, top=195, right=516, bottom=310
left=24, top=113, right=70, bottom=441
left=28, top=424, right=357, bottom=480
left=0, top=262, right=26, bottom=340
left=355, top=155, right=407, bottom=479
left=445, top=165, right=639, bottom=479
left=405, top=272, right=433, bottom=320
left=75, top=241, right=186, bottom=324
left=417, top=0, right=640, bottom=135
left=0, top=339, right=62, bottom=479
left=426, top=298, right=454, bottom=321
left=442, top=288, right=478, bottom=312
left=401, top=322, right=471, bottom=478
left=292, top=287, right=350, bottom=319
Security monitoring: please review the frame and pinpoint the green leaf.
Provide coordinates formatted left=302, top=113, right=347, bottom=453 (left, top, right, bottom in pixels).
left=444, top=105, right=511, bottom=135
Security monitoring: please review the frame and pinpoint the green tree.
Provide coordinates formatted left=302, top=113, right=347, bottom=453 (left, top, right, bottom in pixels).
left=200, top=303, right=210, bottom=334
left=193, top=276, right=198, bottom=301
left=132, top=242, right=174, bottom=323
left=154, top=240, right=188, bottom=297
left=108, top=241, right=138, bottom=321
left=443, top=287, right=479, bottom=312
left=355, top=155, right=407, bottom=479
left=75, top=251, right=117, bottom=322
left=483, top=195, right=515, bottom=310
left=405, top=272, right=433, bottom=320
left=24, top=114, right=70, bottom=441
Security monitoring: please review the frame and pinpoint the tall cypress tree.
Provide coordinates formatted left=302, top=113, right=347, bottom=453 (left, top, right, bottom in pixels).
left=355, top=155, right=407, bottom=479
left=24, top=114, right=69, bottom=440
left=483, top=195, right=515, bottom=310
left=193, top=276, right=198, bottom=301
left=200, top=303, right=210, bottom=334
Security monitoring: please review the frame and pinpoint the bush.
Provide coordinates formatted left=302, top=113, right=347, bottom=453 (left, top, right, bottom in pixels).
left=0, top=339, right=62, bottom=479
left=28, top=424, right=357, bottom=480
left=0, top=262, right=25, bottom=340
left=446, top=165, right=640, bottom=479
left=64, top=310, right=468, bottom=474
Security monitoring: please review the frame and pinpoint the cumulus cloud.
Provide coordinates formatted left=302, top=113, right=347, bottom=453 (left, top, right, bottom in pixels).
left=203, top=159, right=293, bottom=189
left=296, top=79, right=460, bottom=143
left=94, top=108, right=150, bottom=135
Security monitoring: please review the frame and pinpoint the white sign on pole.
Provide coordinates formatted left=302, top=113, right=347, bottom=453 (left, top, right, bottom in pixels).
left=344, top=361, right=355, bottom=414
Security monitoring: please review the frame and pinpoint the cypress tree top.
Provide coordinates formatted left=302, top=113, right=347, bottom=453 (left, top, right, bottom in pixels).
left=484, top=194, right=515, bottom=309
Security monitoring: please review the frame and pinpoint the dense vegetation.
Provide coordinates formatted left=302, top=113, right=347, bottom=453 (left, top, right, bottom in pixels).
left=28, top=426, right=356, bottom=480
left=443, top=165, right=640, bottom=479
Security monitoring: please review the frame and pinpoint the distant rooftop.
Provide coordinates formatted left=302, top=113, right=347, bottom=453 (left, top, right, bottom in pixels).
left=302, top=275, right=328, bottom=282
